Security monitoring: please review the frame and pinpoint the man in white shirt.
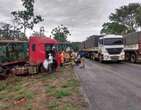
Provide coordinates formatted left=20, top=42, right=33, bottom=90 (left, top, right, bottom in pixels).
left=48, top=53, right=53, bottom=64
left=43, top=53, right=53, bottom=73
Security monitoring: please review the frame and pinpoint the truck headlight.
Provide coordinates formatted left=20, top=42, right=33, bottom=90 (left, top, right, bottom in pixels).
left=104, top=55, right=110, bottom=59
left=121, top=54, right=125, bottom=59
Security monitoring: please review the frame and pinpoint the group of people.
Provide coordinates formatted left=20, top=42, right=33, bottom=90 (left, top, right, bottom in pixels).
left=43, top=47, right=85, bottom=73
left=43, top=48, right=65, bottom=73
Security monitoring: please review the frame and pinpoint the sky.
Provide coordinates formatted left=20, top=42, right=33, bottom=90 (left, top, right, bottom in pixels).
left=0, top=0, right=141, bottom=42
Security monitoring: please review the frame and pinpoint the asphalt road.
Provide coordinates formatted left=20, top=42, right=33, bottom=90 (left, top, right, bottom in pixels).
left=74, top=60, right=141, bottom=110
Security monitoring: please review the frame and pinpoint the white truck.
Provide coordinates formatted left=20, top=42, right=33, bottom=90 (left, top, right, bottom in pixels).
left=81, top=35, right=125, bottom=62
left=97, top=35, right=125, bottom=62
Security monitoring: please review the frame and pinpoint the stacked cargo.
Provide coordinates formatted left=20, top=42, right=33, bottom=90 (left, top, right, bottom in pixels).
left=81, top=35, right=103, bottom=49
left=80, top=35, right=103, bottom=59
left=80, top=41, right=85, bottom=49
left=124, top=32, right=141, bottom=47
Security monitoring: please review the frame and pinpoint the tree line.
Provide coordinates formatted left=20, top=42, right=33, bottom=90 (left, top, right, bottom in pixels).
left=0, top=0, right=71, bottom=42
left=101, top=3, right=141, bottom=35
left=0, top=0, right=43, bottom=41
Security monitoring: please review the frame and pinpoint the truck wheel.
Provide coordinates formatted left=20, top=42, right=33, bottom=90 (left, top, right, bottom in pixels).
left=125, top=53, right=130, bottom=61
left=130, top=54, right=136, bottom=63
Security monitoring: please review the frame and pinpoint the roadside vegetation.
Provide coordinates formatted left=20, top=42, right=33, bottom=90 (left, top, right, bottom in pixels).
left=101, top=3, right=141, bottom=35
left=0, top=66, right=87, bottom=110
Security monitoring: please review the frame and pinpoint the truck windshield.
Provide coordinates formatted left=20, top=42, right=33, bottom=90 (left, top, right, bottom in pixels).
left=104, top=38, right=123, bottom=45
left=45, top=44, right=53, bottom=52
left=45, top=44, right=58, bottom=52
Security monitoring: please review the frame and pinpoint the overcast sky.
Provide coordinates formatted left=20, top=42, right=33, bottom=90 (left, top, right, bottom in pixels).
left=0, top=0, right=140, bottom=41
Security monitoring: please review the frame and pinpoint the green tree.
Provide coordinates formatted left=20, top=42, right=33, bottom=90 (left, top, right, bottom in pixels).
left=51, top=25, right=71, bottom=42
left=0, top=22, right=27, bottom=40
left=0, top=23, right=13, bottom=39
left=136, top=7, right=141, bottom=26
left=101, top=3, right=141, bottom=35
left=101, top=22, right=128, bottom=35
left=11, top=0, right=43, bottom=36
left=70, top=42, right=80, bottom=51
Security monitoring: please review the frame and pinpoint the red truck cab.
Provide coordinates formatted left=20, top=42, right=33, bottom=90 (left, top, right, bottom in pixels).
left=29, top=36, right=58, bottom=65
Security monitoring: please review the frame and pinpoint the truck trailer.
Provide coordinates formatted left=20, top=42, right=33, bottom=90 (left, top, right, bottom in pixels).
left=124, top=31, right=141, bottom=63
left=81, top=35, right=125, bottom=62
left=0, top=36, right=59, bottom=78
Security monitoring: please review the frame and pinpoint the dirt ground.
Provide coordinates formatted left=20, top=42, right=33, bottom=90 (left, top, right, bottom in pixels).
left=0, top=66, right=87, bottom=110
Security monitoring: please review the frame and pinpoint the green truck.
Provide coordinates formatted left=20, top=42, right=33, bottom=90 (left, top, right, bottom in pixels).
left=0, top=40, right=28, bottom=77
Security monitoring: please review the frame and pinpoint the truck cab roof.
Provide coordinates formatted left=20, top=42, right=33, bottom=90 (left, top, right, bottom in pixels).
left=100, top=35, right=123, bottom=39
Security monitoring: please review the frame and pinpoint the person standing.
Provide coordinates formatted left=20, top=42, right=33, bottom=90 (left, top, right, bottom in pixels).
left=79, top=57, right=85, bottom=68
left=54, top=52, right=61, bottom=71
left=48, top=53, right=53, bottom=73
left=60, top=51, right=65, bottom=66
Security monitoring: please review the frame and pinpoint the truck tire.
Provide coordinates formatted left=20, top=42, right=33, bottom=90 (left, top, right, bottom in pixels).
left=125, top=53, right=130, bottom=61
left=130, top=54, right=136, bottom=63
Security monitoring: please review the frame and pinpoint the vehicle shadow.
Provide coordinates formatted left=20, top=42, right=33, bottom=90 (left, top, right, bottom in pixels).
left=102, top=61, right=126, bottom=65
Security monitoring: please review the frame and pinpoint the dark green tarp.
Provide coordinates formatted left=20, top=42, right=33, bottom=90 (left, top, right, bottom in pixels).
left=0, top=41, right=28, bottom=63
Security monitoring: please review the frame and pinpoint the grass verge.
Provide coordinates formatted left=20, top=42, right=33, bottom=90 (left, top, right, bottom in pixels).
left=0, top=65, right=87, bottom=110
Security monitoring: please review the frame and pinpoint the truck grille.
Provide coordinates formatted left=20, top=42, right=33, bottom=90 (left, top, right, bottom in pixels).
left=110, top=56, right=119, bottom=60
left=106, top=48, right=122, bottom=54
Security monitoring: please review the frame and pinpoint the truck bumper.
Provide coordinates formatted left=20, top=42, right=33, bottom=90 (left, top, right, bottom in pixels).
left=103, top=54, right=125, bottom=61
